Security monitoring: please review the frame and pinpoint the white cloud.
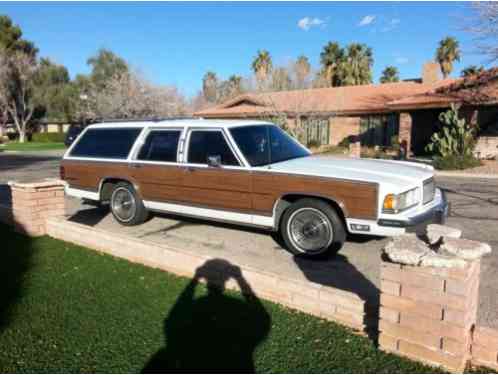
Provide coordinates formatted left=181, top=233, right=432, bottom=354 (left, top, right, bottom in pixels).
left=297, top=17, right=326, bottom=31
left=358, top=15, right=376, bottom=26
left=395, top=56, right=409, bottom=64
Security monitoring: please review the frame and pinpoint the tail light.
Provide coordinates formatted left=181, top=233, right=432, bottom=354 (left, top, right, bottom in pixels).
left=59, top=165, right=65, bottom=180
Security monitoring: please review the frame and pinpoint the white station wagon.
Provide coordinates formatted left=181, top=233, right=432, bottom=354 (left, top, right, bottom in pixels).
left=61, top=119, right=448, bottom=257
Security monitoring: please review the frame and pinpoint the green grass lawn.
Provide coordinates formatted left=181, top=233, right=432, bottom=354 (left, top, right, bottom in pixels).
left=1, top=142, right=66, bottom=152
left=0, top=224, right=490, bottom=373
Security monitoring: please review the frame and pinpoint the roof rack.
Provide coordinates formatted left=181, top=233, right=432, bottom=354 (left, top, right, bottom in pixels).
left=96, top=116, right=197, bottom=123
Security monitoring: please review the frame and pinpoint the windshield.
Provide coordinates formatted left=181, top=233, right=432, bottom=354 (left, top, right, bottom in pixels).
left=230, top=124, right=310, bottom=167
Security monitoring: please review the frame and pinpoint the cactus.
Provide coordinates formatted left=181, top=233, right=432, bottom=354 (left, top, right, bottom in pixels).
left=426, top=104, right=478, bottom=157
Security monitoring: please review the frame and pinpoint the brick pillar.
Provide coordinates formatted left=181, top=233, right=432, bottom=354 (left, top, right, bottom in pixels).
left=399, top=112, right=412, bottom=157
left=379, top=260, right=480, bottom=372
left=9, top=180, right=66, bottom=236
left=349, top=141, right=361, bottom=158
left=471, top=326, right=498, bottom=371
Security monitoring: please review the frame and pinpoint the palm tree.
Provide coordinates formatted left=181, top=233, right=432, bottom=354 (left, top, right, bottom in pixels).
left=251, top=50, right=272, bottom=84
left=228, top=74, right=243, bottom=96
left=271, top=67, right=292, bottom=91
left=319, top=42, right=344, bottom=86
left=202, top=71, right=218, bottom=103
left=294, top=55, right=311, bottom=88
left=380, top=66, right=400, bottom=83
left=436, top=37, right=461, bottom=78
left=341, top=43, right=374, bottom=85
left=461, top=65, right=485, bottom=78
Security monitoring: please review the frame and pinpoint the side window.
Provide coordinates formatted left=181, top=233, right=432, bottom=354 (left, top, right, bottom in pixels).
left=187, top=130, right=239, bottom=166
left=137, top=130, right=181, bottom=162
left=70, top=128, right=142, bottom=159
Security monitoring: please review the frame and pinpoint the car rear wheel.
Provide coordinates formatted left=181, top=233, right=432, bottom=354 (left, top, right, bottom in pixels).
left=281, top=198, right=345, bottom=257
left=110, top=182, right=148, bottom=226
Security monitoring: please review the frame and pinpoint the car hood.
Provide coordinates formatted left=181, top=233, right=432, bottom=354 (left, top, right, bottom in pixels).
left=267, top=155, right=434, bottom=192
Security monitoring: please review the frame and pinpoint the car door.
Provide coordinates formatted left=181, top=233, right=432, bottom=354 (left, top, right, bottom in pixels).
left=130, top=128, right=184, bottom=203
left=180, top=128, right=253, bottom=213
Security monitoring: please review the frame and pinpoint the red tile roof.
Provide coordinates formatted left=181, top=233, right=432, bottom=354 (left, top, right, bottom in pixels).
left=195, top=80, right=455, bottom=118
left=388, top=68, right=498, bottom=109
left=195, top=69, right=498, bottom=118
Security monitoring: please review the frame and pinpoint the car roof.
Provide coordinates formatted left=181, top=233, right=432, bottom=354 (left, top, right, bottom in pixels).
left=86, top=119, right=274, bottom=129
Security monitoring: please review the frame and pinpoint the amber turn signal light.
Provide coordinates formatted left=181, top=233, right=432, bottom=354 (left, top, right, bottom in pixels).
left=383, top=194, right=395, bottom=211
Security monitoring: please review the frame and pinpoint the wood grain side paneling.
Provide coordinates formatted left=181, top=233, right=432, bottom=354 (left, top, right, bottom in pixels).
left=62, top=160, right=379, bottom=220
left=130, top=164, right=182, bottom=202
left=61, top=160, right=133, bottom=191
left=180, top=167, right=253, bottom=210
left=251, top=172, right=378, bottom=220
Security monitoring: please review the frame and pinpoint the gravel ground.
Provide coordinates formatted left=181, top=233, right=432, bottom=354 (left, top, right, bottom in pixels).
left=1, top=150, right=497, bottom=329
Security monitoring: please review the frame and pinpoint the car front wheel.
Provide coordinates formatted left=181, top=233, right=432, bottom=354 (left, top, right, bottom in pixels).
left=281, top=198, right=345, bottom=257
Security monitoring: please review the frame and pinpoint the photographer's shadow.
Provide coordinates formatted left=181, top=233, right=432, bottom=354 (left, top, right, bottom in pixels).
left=142, top=259, right=271, bottom=373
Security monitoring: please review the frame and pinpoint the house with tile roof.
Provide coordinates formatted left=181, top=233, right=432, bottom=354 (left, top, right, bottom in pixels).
left=195, top=63, right=498, bottom=157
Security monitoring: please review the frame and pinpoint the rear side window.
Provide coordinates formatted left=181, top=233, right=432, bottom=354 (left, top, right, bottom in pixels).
left=137, top=130, right=181, bottom=162
left=187, top=130, right=239, bottom=166
left=70, top=128, right=142, bottom=159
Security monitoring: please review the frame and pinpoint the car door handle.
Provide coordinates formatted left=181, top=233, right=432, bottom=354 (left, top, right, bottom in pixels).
left=130, top=164, right=142, bottom=169
left=186, top=166, right=196, bottom=172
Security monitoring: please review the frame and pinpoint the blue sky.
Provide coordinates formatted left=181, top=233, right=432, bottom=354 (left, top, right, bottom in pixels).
left=1, top=1, right=487, bottom=97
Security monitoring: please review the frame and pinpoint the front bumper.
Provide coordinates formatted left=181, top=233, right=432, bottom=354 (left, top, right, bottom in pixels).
left=377, top=188, right=449, bottom=234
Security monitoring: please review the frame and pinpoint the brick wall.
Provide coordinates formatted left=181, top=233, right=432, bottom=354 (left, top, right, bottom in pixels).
left=379, top=259, right=480, bottom=372
left=46, top=216, right=374, bottom=333
left=474, top=136, right=498, bottom=159
left=2, top=180, right=66, bottom=236
left=471, top=326, right=498, bottom=371
left=329, top=116, right=361, bottom=146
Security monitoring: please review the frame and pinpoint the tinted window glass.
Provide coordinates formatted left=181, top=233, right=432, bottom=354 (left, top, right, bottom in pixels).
left=230, top=125, right=309, bottom=166
left=187, top=130, right=239, bottom=166
left=70, top=128, right=141, bottom=159
left=137, top=130, right=181, bottom=162
left=269, top=125, right=309, bottom=164
left=229, top=125, right=270, bottom=167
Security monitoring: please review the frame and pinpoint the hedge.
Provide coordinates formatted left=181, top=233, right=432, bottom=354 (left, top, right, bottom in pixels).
left=433, top=154, right=482, bottom=170
left=31, top=132, right=66, bottom=143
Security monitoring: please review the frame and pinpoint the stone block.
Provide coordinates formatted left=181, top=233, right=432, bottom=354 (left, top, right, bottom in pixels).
left=426, top=224, right=462, bottom=245
left=441, top=238, right=492, bottom=260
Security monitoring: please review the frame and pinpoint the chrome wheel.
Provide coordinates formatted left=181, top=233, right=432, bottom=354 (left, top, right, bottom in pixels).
left=111, top=187, right=136, bottom=223
left=287, top=207, right=333, bottom=253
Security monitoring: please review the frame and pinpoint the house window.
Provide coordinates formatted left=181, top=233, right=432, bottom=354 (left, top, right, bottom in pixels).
left=301, top=118, right=330, bottom=147
left=360, top=114, right=399, bottom=147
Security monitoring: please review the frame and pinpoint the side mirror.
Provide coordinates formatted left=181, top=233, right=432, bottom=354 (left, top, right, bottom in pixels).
left=207, top=155, right=222, bottom=167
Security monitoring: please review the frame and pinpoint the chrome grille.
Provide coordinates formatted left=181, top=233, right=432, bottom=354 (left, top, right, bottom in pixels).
left=423, top=178, right=435, bottom=204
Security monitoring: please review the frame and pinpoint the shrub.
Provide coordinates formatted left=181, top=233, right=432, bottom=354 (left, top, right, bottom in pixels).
left=390, top=135, right=400, bottom=151
left=433, top=154, right=482, bottom=170
left=317, top=145, right=348, bottom=155
left=338, top=136, right=351, bottom=148
left=31, top=132, right=65, bottom=143
left=7, top=132, right=19, bottom=141
left=361, top=147, right=396, bottom=160
left=306, top=139, right=320, bottom=148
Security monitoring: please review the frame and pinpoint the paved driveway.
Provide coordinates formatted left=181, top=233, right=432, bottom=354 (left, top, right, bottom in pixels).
left=1, top=150, right=497, bottom=329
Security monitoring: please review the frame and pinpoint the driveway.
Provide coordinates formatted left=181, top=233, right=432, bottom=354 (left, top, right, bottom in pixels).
left=0, top=150, right=64, bottom=183
left=1, top=150, right=497, bottom=329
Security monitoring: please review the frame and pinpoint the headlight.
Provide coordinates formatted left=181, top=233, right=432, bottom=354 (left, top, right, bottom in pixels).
left=383, top=187, right=420, bottom=213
